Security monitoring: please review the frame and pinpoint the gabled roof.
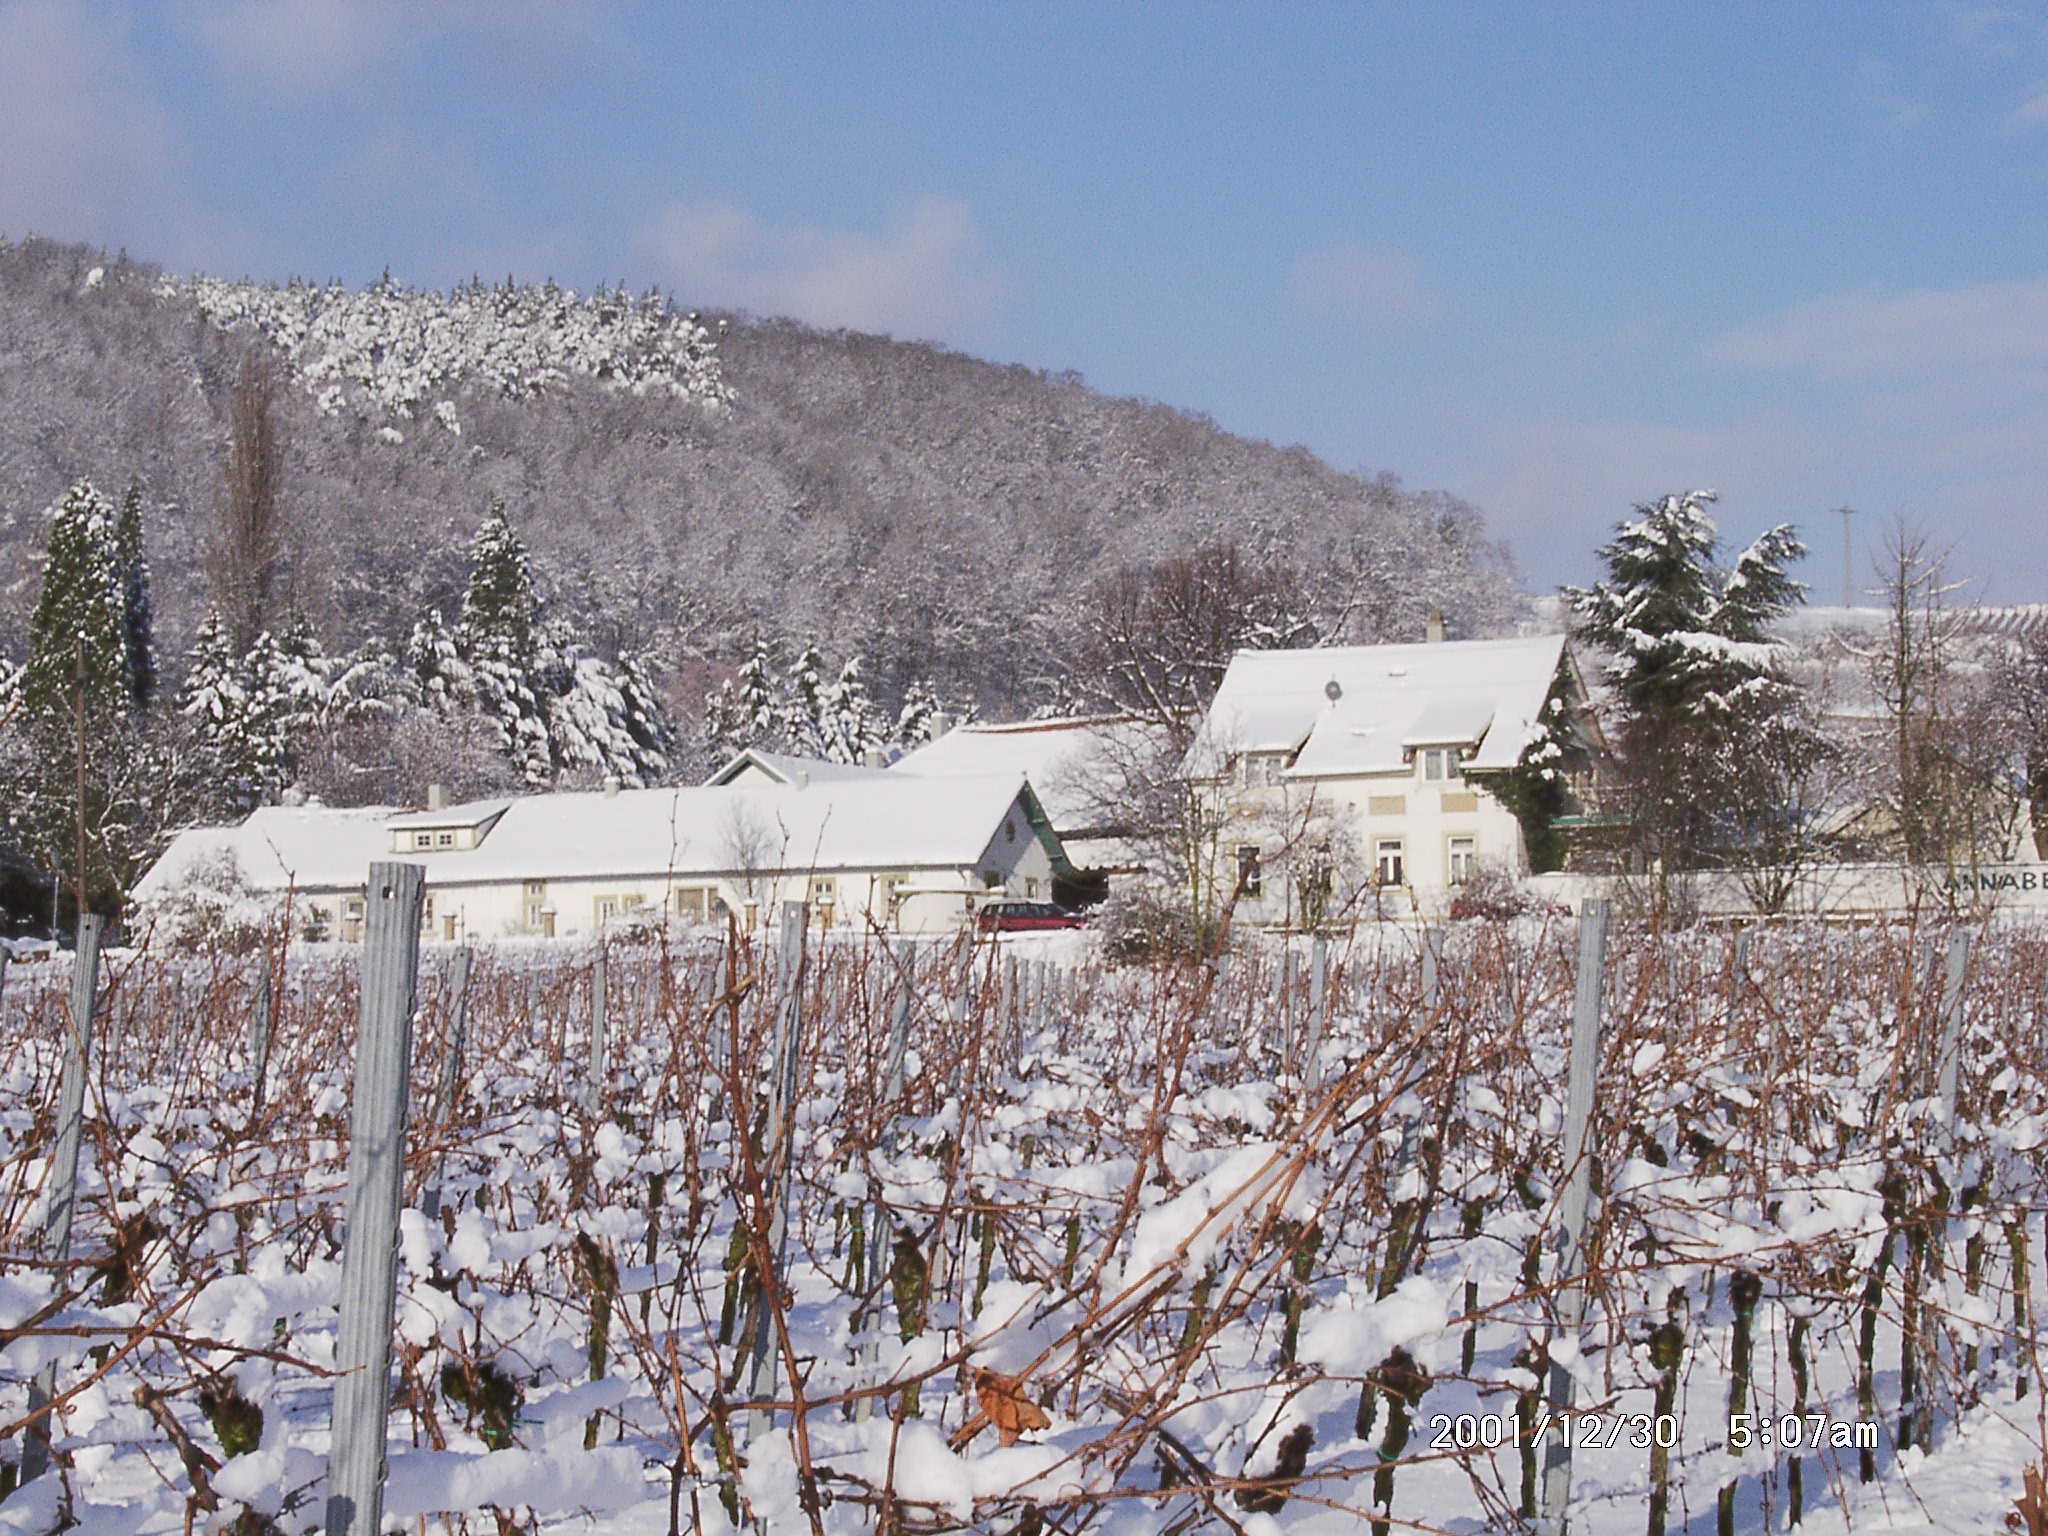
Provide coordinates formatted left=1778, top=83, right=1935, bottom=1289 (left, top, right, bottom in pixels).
left=1192, top=634, right=1570, bottom=779
left=135, top=774, right=1070, bottom=898
left=892, top=715, right=1167, bottom=832
left=703, top=748, right=896, bottom=787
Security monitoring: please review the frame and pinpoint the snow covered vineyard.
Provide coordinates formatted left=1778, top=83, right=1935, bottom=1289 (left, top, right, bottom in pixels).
left=2, top=920, right=2047, bottom=1534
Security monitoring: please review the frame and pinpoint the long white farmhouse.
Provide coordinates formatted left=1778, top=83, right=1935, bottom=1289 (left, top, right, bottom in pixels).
left=134, top=773, right=1072, bottom=941
left=1188, top=631, right=1596, bottom=922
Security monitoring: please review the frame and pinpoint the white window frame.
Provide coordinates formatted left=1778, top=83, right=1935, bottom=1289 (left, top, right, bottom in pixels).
left=1375, top=837, right=1406, bottom=888
left=1446, top=834, right=1477, bottom=885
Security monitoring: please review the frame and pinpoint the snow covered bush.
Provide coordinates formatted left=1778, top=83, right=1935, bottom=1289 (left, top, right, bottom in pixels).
left=128, top=846, right=285, bottom=953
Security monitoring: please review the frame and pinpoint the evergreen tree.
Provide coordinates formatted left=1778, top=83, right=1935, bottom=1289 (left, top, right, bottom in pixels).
left=21, top=479, right=137, bottom=718
left=410, top=505, right=672, bottom=786
left=6, top=481, right=188, bottom=918
left=817, top=655, right=887, bottom=764
left=894, top=680, right=945, bottom=748
left=177, top=611, right=256, bottom=801
left=115, top=482, right=156, bottom=709
left=703, top=636, right=781, bottom=757
left=1567, top=491, right=1811, bottom=873
left=457, top=500, right=539, bottom=671
left=782, top=642, right=830, bottom=758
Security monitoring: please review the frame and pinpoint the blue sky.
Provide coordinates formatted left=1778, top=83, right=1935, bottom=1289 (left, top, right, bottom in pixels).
left=6, top=2, right=2048, bottom=602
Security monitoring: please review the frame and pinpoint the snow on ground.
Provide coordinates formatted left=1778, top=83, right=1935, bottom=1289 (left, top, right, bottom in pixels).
left=0, top=916, right=2044, bottom=1533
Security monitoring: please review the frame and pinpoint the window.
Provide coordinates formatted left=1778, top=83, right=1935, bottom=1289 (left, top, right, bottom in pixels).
left=1004, top=819, right=1017, bottom=844
left=421, top=893, right=435, bottom=929
left=1447, top=835, right=1478, bottom=885
left=1421, top=747, right=1463, bottom=782
left=1375, top=838, right=1406, bottom=888
left=1026, top=877, right=1040, bottom=898
left=596, top=896, right=620, bottom=926
left=1243, top=753, right=1286, bottom=788
left=437, top=830, right=455, bottom=848
left=1236, top=844, right=1263, bottom=897
left=983, top=869, right=1004, bottom=889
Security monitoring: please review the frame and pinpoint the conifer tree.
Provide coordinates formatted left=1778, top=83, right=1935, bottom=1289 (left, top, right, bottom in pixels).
left=1567, top=490, right=1811, bottom=872
left=21, top=479, right=137, bottom=718
left=115, top=482, right=156, bottom=709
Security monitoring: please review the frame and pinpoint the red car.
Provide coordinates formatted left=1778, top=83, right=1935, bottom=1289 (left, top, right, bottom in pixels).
left=976, top=900, right=1087, bottom=933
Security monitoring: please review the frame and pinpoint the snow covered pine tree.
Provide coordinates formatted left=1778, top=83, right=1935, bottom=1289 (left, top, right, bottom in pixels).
left=1566, top=489, right=1812, bottom=876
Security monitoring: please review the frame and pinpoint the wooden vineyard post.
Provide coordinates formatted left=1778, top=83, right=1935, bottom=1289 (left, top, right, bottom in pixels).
left=856, top=940, right=915, bottom=1424
left=1934, top=926, right=1969, bottom=1130
left=421, top=946, right=473, bottom=1224
left=1538, top=898, right=1608, bottom=1536
left=745, top=902, right=808, bottom=1445
left=325, top=864, right=425, bottom=1536
left=20, top=915, right=103, bottom=1487
left=584, top=942, right=609, bottom=1115
left=250, top=947, right=280, bottom=1115
left=1421, top=924, right=1444, bottom=1014
left=1303, top=933, right=1329, bottom=1090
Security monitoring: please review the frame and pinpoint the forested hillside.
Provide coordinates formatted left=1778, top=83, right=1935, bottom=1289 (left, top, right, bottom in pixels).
left=0, top=235, right=1521, bottom=731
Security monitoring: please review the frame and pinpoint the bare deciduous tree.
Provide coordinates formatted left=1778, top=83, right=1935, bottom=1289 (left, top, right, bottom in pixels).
left=210, top=346, right=290, bottom=654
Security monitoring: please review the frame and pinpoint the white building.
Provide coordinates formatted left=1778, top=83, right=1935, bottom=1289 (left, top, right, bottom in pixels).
left=890, top=715, right=1166, bottom=901
left=134, top=773, right=1074, bottom=942
left=1188, top=633, right=1593, bottom=922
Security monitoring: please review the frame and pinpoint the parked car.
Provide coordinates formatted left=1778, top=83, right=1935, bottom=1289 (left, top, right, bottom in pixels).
left=976, top=900, right=1087, bottom=933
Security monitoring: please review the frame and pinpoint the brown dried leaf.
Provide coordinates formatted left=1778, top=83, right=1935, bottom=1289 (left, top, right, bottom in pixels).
left=974, top=1369, right=1051, bottom=1448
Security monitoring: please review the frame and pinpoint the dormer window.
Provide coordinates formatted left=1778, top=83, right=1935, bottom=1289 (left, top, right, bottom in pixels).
left=1242, top=752, right=1287, bottom=788
left=1420, top=747, right=1462, bottom=782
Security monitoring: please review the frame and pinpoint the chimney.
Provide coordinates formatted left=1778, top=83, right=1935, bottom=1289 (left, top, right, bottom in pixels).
left=1425, top=609, right=1446, bottom=644
left=427, top=782, right=448, bottom=811
left=863, top=747, right=887, bottom=769
left=793, top=770, right=810, bottom=791
left=602, top=776, right=621, bottom=798
left=929, top=711, right=952, bottom=739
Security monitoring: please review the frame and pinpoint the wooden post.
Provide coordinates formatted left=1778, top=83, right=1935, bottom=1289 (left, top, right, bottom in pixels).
left=584, top=943, right=609, bottom=1115
left=20, top=915, right=102, bottom=1486
left=1421, top=924, right=1443, bottom=1012
left=325, top=865, right=425, bottom=1536
left=1935, top=927, right=1969, bottom=1129
left=1303, top=933, right=1329, bottom=1090
left=421, top=946, right=472, bottom=1225
left=250, top=948, right=278, bottom=1115
left=1539, top=898, right=1608, bottom=1536
left=745, top=902, right=807, bottom=1442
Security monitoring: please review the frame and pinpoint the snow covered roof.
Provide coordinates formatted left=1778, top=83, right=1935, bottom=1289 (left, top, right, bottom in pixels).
left=387, top=798, right=515, bottom=831
left=1193, top=634, right=1569, bottom=779
left=135, top=804, right=400, bottom=900
left=136, top=775, right=1069, bottom=899
left=891, top=715, right=1166, bottom=831
left=703, top=748, right=895, bottom=787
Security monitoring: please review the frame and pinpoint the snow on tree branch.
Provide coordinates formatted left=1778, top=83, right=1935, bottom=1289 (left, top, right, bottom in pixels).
left=162, top=271, right=733, bottom=428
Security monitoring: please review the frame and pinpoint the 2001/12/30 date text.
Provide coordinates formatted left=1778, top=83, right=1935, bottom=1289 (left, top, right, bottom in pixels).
left=1427, top=1412, right=1879, bottom=1453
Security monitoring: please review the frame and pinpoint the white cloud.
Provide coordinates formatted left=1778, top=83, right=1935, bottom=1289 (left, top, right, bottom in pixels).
left=2005, top=82, right=2048, bottom=125
left=1286, top=242, right=1441, bottom=326
left=631, top=196, right=1004, bottom=345
left=1710, top=274, right=2048, bottom=379
left=173, top=0, right=611, bottom=94
left=0, top=1, right=192, bottom=248
left=175, top=0, right=403, bottom=90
